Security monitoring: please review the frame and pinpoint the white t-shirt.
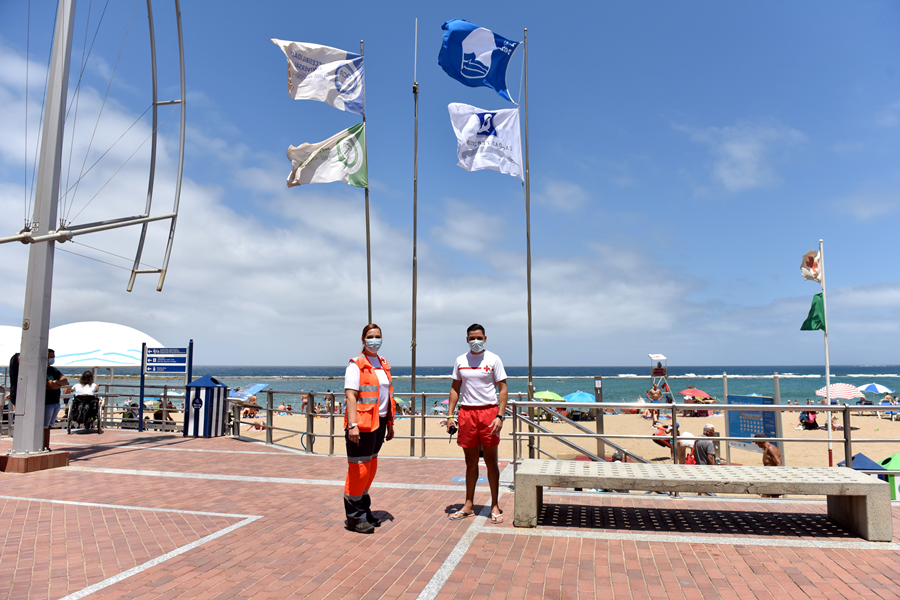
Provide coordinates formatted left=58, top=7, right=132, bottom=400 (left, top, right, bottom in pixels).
left=452, top=350, right=507, bottom=406
left=344, top=357, right=390, bottom=417
left=73, top=383, right=98, bottom=396
left=678, top=432, right=695, bottom=448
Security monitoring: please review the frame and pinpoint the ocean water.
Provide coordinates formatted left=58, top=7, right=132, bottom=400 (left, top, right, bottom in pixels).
left=79, top=364, right=900, bottom=411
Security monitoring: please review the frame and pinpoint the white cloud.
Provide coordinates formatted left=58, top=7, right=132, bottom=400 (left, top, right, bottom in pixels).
left=832, top=193, right=899, bottom=221
left=2, top=41, right=898, bottom=369
left=675, top=119, right=806, bottom=193
left=876, top=101, right=900, bottom=128
left=431, top=198, right=505, bottom=256
left=536, top=180, right=589, bottom=212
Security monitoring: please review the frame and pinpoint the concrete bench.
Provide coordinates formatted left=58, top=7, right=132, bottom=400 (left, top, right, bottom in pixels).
left=513, top=459, right=893, bottom=542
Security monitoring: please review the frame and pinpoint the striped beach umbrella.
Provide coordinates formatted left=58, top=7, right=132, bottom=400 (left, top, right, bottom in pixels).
left=815, top=383, right=865, bottom=400
left=857, top=383, right=894, bottom=394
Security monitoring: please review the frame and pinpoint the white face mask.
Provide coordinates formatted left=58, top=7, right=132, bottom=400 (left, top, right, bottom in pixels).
left=364, top=337, right=382, bottom=352
left=468, top=339, right=485, bottom=353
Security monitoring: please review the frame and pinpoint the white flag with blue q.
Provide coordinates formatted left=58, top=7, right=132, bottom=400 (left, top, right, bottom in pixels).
left=271, top=39, right=365, bottom=117
left=438, top=19, right=520, bottom=102
left=448, top=103, right=523, bottom=180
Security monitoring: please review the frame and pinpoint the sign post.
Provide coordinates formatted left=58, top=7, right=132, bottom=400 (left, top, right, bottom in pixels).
left=141, top=343, right=192, bottom=432
left=725, top=395, right=785, bottom=466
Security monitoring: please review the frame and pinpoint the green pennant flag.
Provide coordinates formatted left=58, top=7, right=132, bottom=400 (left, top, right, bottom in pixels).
left=801, top=292, right=826, bottom=332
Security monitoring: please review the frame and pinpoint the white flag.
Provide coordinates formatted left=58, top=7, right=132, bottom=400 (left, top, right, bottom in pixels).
left=801, top=250, right=822, bottom=283
left=286, top=123, right=367, bottom=189
left=271, top=39, right=365, bottom=117
left=448, top=103, right=523, bottom=180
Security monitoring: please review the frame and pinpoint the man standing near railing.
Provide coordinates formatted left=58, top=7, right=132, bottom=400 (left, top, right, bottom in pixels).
left=446, top=324, right=508, bottom=524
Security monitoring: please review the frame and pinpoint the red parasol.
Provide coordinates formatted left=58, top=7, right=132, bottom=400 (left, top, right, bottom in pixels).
left=815, top=383, right=865, bottom=400
left=678, top=388, right=711, bottom=399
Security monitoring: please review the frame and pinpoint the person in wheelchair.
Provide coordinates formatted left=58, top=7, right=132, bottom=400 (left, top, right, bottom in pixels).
left=70, top=370, right=101, bottom=431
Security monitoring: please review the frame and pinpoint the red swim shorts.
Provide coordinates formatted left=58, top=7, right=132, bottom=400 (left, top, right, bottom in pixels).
left=457, top=405, right=500, bottom=448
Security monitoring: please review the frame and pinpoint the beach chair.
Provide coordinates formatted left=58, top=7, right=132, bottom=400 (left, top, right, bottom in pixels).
left=878, top=400, right=900, bottom=421
left=880, top=401, right=899, bottom=421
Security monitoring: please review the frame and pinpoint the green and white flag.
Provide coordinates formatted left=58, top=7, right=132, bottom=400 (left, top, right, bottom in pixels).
left=800, top=292, right=826, bottom=332
left=286, top=123, right=367, bottom=189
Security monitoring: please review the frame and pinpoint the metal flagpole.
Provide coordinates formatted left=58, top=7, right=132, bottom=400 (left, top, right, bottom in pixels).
left=11, top=0, right=77, bottom=456
left=411, top=20, right=419, bottom=395
left=361, top=40, right=372, bottom=324
left=820, top=238, right=833, bottom=466
left=523, top=29, right=533, bottom=393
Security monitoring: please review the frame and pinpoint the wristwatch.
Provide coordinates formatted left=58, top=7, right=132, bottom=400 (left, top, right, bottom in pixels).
left=495, top=414, right=504, bottom=421
left=348, top=422, right=358, bottom=429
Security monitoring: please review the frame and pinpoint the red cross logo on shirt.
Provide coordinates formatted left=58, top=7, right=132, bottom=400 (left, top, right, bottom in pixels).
left=484, top=365, right=492, bottom=373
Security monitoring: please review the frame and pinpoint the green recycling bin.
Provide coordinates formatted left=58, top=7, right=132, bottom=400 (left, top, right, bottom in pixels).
left=880, top=453, right=900, bottom=500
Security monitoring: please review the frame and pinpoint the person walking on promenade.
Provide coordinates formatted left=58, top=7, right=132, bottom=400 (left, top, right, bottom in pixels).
left=445, top=324, right=508, bottom=524
left=44, top=349, right=68, bottom=451
left=343, top=324, right=395, bottom=534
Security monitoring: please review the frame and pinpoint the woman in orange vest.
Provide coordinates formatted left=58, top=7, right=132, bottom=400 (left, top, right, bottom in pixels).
left=343, top=323, right=395, bottom=533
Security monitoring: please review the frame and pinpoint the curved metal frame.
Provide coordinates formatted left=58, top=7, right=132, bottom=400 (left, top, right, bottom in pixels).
left=0, top=0, right=186, bottom=293
left=128, top=0, right=185, bottom=292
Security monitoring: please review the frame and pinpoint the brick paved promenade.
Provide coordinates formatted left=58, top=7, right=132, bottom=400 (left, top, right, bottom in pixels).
left=2, top=430, right=899, bottom=600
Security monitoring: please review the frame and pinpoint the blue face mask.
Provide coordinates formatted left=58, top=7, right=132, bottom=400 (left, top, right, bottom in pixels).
left=48, top=357, right=55, bottom=366
left=364, top=337, right=382, bottom=352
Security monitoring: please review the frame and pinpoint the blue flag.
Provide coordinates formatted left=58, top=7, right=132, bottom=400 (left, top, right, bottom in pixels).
left=438, top=19, right=520, bottom=102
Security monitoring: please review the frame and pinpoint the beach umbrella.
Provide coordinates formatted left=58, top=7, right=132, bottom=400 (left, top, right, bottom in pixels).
left=533, top=391, right=564, bottom=401
left=564, top=391, right=595, bottom=403
left=816, top=383, right=865, bottom=400
left=748, top=393, right=762, bottom=397
left=857, top=383, right=894, bottom=394
left=678, top=388, right=711, bottom=399
left=441, top=399, right=449, bottom=404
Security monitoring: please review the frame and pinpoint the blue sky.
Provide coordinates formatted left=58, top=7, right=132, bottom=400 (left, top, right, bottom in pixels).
left=0, top=1, right=898, bottom=367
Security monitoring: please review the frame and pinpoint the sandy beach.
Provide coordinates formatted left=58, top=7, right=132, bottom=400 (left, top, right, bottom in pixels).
left=233, top=407, right=900, bottom=467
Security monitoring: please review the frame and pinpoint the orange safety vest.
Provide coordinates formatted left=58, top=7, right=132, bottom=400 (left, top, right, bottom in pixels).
left=345, top=353, right=395, bottom=432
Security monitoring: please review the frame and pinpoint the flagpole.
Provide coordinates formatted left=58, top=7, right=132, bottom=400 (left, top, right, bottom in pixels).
left=361, top=39, right=372, bottom=324
left=523, top=28, right=533, bottom=394
left=411, top=19, right=419, bottom=395
left=820, top=238, right=833, bottom=466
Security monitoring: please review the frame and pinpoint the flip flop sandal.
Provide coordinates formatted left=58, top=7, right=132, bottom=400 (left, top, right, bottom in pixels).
left=490, top=512, right=504, bottom=524
left=449, top=510, right=474, bottom=521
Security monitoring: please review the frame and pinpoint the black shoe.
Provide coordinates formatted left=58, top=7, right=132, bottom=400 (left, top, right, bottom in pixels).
left=365, top=513, right=381, bottom=527
left=347, top=519, right=375, bottom=534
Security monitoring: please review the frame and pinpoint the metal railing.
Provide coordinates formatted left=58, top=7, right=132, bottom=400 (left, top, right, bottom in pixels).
left=228, top=390, right=535, bottom=455
left=224, top=394, right=900, bottom=476
left=0, top=382, right=184, bottom=437
left=509, top=400, right=900, bottom=475
left=5, top=383, right=898, bottom=479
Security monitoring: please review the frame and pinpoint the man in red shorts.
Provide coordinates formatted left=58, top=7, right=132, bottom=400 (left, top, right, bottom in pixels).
left=446, top=323, right=508, bottom=523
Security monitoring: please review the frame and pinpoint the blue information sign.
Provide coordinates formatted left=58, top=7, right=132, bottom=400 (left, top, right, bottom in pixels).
left=145, top=365, right=188, bottom=373
left=147, top=356, right=187, bottom=364
left=148, top=347, right=188, bottom=355
left=726, top=395, right=782, bottom=454
left=145, top=347, right=188, bottom=374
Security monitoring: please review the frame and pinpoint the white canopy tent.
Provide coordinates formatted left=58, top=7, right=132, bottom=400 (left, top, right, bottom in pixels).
left=0, top=322, right=164, bottom=368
